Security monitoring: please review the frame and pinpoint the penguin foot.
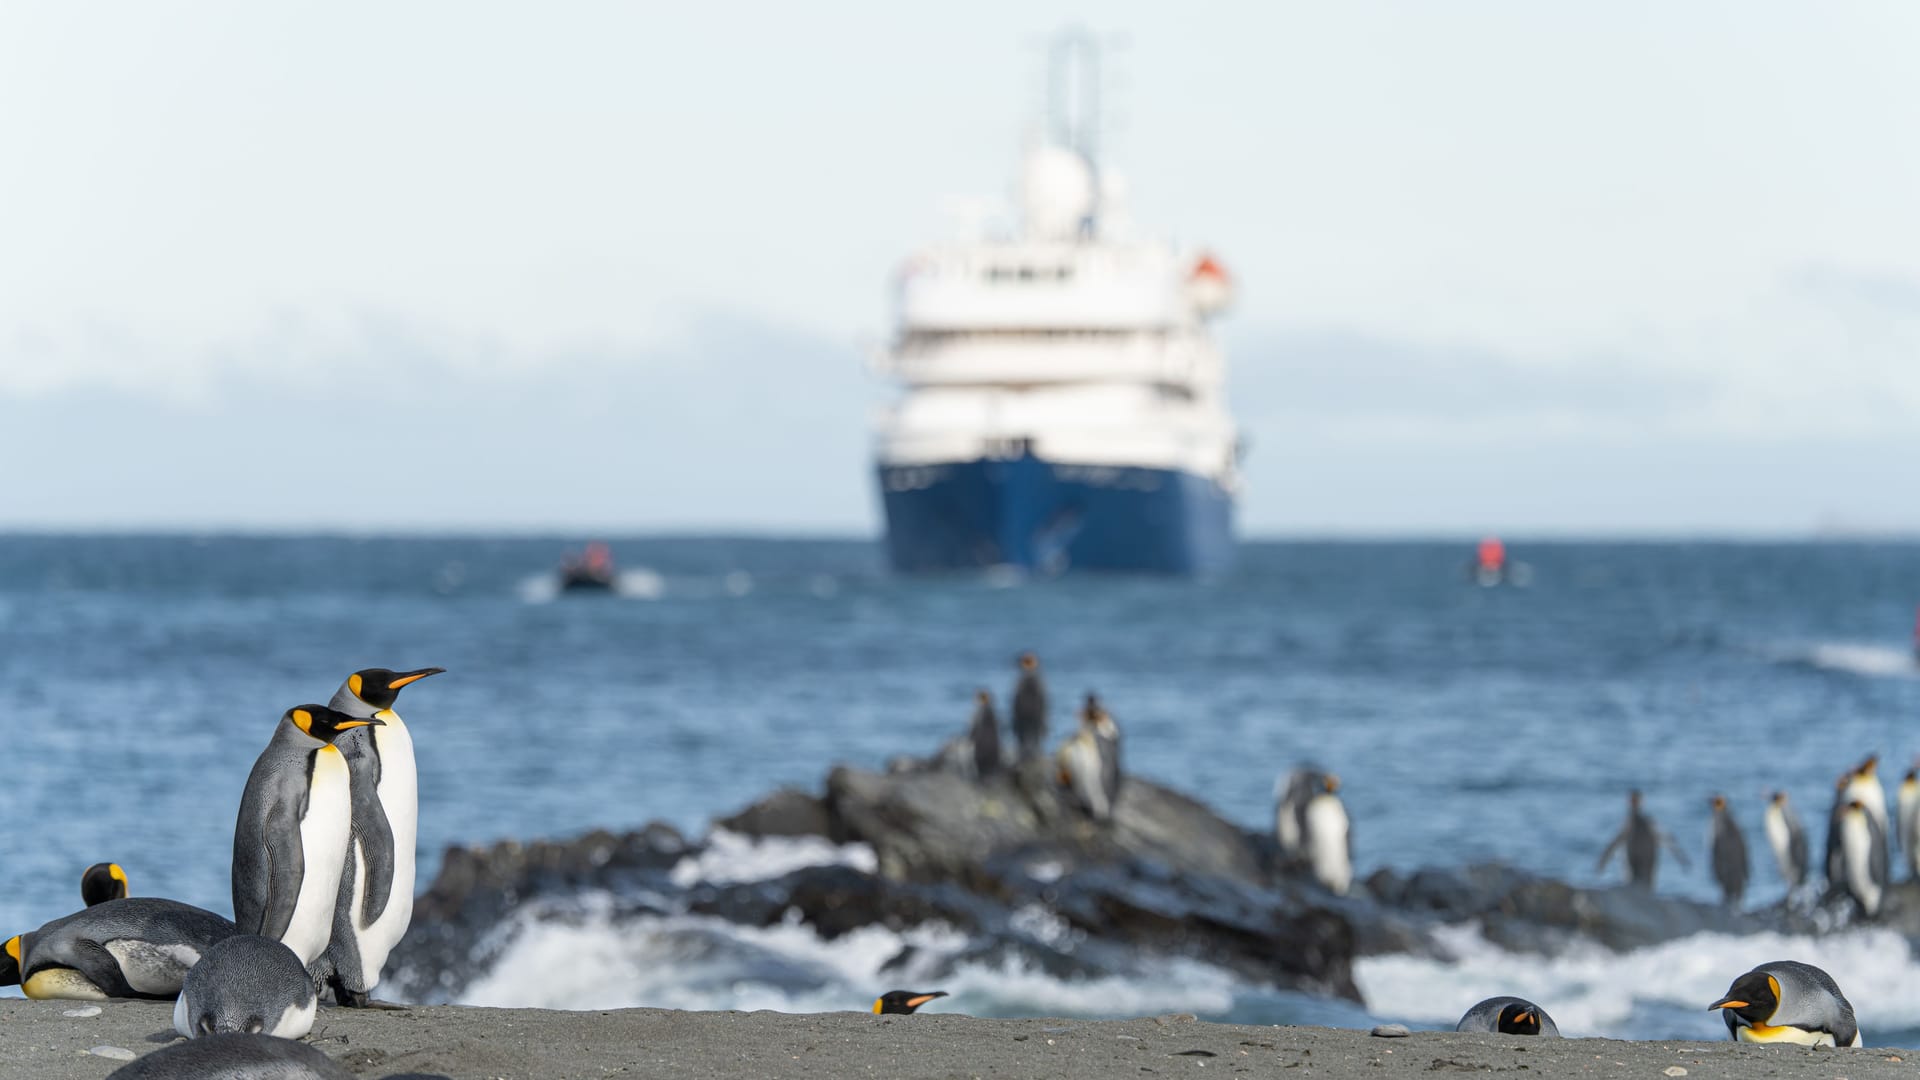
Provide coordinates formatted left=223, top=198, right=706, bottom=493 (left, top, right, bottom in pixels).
left=335, top=988, right=371, bottom=1008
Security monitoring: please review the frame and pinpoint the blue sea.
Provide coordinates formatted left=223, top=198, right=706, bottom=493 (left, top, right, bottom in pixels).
left=5, top=536, right=1920, bottom=1040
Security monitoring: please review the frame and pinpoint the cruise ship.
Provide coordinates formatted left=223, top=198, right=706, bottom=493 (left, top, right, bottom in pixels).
left=872, top=35, right=1243, bottom=576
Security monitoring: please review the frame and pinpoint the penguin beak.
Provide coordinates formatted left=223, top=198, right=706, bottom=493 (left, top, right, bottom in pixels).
left=340, top=717, right=386, bottom=730
left=1513, top=1011, right=1532, bottom=1025
left=1708, top=998, right=1747, bottom=1011
left=387, top=668, right=446, bottom=691
left=906, top=993, right=944, bottom=1009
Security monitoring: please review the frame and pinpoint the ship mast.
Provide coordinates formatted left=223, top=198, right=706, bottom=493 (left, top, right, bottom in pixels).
left=1046, top=28, right=1101, bottom=237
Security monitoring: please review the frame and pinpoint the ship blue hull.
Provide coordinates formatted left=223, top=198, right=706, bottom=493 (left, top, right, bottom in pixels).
left=878, top=455, right=1234, bottom=576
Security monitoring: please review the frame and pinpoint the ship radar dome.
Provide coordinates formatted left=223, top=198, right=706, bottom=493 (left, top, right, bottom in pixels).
left=1021, top=144, right=1095, bottom=241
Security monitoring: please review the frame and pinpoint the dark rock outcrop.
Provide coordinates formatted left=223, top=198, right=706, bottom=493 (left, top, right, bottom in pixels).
left=386, top=757, right=1905, bottom=1008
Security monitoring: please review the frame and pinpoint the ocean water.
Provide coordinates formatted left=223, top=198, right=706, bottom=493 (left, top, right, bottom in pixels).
left=4, top=536, right=1920, bottom=1040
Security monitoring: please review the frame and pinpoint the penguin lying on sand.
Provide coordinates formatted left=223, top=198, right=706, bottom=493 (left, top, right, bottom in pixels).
left=874, top=989, right=948, bottom=1014
left=1, top=899, right=235, bottom=1000
left=104, top=1033, right=355, bottom=1080
left=174, top=934, right=317, bottom=1039
left=1710, top=960, right=1861, bottom=1047
left=1456, top=996, right=1560, bottom=1037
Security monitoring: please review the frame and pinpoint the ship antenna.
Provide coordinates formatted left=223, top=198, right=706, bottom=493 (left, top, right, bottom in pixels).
left=1048, top=27, right=1101, bottom=231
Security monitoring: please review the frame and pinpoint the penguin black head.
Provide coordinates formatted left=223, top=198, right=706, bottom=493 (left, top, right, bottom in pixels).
left=1710, top=794, right=1727, bottom=813
left=80, top=863, right=128, bottom=907
left=873, top=989, right=948, bottom=1014
left=1495, top=1001, right=1543, bottom=1035
left=1856, top=755, right=1879, bottom=779
left=1770, top=791, right=1788, bottom=807
left=1018, top=652, right=1039, bottom=672
left=1324, top=773, right=1340, bottom=794
left=285, top=705, right=383, bottom=743
left=1709, top=969, right=1780, bottom=1026
left=343, top=667, right=446, bottom=712
left=1, top=935, right=19, bottom=987
left=1628, top=789, right=1643, bottom=810
left=975, top=689, right=991, bottom=706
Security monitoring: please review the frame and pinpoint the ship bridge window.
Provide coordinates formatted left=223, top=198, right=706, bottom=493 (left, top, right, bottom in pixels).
left=1155, top=383, right=1194, bottom=403
left=984, top=266, right=1074, bottom=282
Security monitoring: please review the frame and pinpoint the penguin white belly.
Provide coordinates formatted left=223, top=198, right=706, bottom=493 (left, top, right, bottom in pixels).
left=358, top=717, right=419, bottom=983
left=1841, top=815, right=1883, bottom=916
left=269, top=996, right=319, bottom=1038
left=1305, top=795, right=1351, bottom=895
left=1849, top=777, right=1889, bottom=838
left=102, top=940, right=203, bottom=995
left=1763, top=809, right=1790, bottom=874
left=285, top=748, right=353, bottom=964
left=1275, top=799, right=1301, bottom=856
left=1063, top=737, right=1107, bottom=819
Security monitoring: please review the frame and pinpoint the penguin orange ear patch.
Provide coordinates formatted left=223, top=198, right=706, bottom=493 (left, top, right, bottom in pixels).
left=348, top=674, right=363, bottom=697
left=291, top=709, right=313, bottom=733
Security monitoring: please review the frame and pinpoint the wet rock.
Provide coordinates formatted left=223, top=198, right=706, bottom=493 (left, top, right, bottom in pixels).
left=715, top=788, right=832, bottom=840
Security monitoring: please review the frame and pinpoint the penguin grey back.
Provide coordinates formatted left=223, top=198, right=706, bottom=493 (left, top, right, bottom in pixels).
left=1455, top=995, right=1560, bottom=1037
left=1765, top=792, right=1808, bottom=889
left=1709, top=795, right=1749, bottom=906
left=1765, top=960, right=1860, bottom=1047
left=104, top=1033, right=354, bottom=1079
left=1012, top=652, right=1047, bottom=761
left=174, top=934, right=317, bottom=1039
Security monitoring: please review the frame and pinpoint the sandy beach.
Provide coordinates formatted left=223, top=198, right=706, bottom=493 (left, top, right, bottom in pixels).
left=0, top=1000, right=1911, bottom=1080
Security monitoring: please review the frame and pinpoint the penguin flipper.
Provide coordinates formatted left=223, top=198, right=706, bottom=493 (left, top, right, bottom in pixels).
left=253, top=801, right=308, bottom=943
left=354, top=810, right=397, bottom=928
left=1596, top=830, right=1625, bottom=872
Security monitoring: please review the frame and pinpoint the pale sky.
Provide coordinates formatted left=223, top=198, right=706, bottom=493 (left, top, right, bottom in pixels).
left=3, top=1, right=1918, bottom=534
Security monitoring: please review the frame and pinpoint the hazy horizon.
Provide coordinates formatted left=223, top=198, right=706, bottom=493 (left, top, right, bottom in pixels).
left=5, top=2, right=1918, bottom=535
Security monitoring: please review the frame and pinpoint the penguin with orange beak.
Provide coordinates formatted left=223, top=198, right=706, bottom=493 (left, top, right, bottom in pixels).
left=1709, top=961, right=1860, bottom=1047
left=874, top=990, right=948, bottom=1015
left=317, top=666, right=444, bottom=1007
left=1456, top=995, right=1560, bottom=1037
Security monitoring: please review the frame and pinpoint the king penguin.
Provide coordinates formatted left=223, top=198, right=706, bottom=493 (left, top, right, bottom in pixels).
left=1597, top=790, right=1689, bottom=889
left=873, top=989, right=948, bottom=1014
left=1838, top=799, right=1887, bottom=917
left=1708, top=795, right=1749, bottom=908
left=1830, top=756, right=1890, bottom=887
left=232, top=705, right=381, bottom=967
left=1085, top=693, right=1123, bottom=806
left=1055, top=702, right=1118, bottom=823
left=80, top=863, right=128, bottom=907
left=2, top=898, right=235, bottom=1000
left=318, top=666, right=442, bottom=1007
left=1455, top=995, right=1560, bottom=1037
left=968, top=689, right=1002, bottom=779
left=174, top=934, right=317, bottom=1039
left=103, top=1034, right=355, bottom=1080
left=1710, top=960, right=1861, bottom=1047
left=1764, top=791, right=1808, bottom=892
left=1012, top=652, right=1048, bottom=764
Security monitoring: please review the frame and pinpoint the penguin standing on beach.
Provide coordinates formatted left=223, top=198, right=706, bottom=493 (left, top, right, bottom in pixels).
left=1710, top=960, right=1861, bottom=1047
left=80, top=863, right=128, bottom=907
left=1764, top=791, right=1808, bottom=891
left=318, top=666, right=442, bottom=1007
left=1708, top=795, right=1749, bottom=907
left=174, top=934, right=317, bottom=1039
left=1838, top=799, right=1887, bottom=916
left=232, top=705, right=381, bottom=967
left=968, top=689, right=1001, bottom=779
left=1827, top=758, right=1891, bottom=890
left=1, top=899, right=235, bottom=1000
left=1455, top=996, right=1560, bottom=1037
left=1596, top=790, right=1689, bottom=889
left=1012, top=652, right=1048, bottom=763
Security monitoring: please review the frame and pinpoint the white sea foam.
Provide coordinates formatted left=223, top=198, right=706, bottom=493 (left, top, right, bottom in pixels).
left=457, top=900, right=1241, bottom=1018
left=668, top=831, right=877, bottom=888
left=1798, top=642, right=1917, bottom=679
left=615, top=568, right=665, bottom=599
left=1357, top=924, right=1920, bottom=1038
